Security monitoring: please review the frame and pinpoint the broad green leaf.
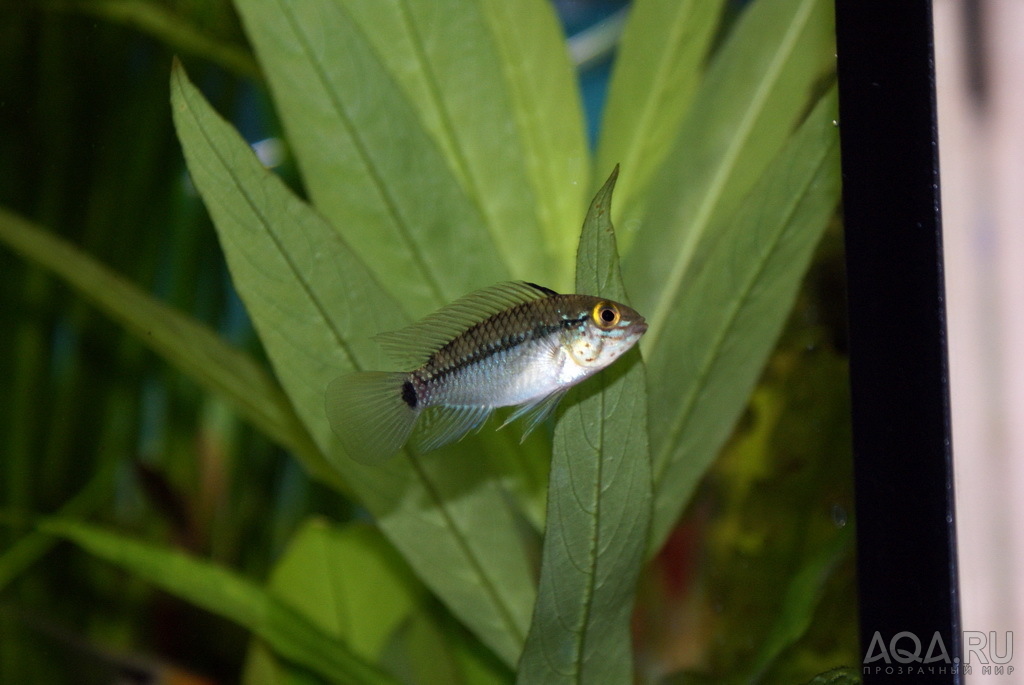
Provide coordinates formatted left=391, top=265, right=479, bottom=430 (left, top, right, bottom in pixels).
left=379, top=580, right=514, bottom=685
left=44, top=519, right=396, bottom=685
left=243, top=519, right=423, bottom=684
left=243, top=525, right=515, bottom=685
left=447, top=631, right=514, bottom=685
left=624, top=0, right=835, bottom=347
left=241, top=0, right=556, bottom=526
left=0, top=207, right=331, bottom=486
left=475, top=0, right=590, bottom=281
left=235, top=0, right=506, bottom=315
left=172, top=64, right=535, bottom=666
left=385, top=614, right=466, bottom=685
left=517, top=169, right=652, bottom=684
left=331, top=0, right=588, bottom=291
left=270, top=519, right=422, bottom=659
left=595, top=0, right=726, bottom=229
left=647, top=89, right=841, bottom=549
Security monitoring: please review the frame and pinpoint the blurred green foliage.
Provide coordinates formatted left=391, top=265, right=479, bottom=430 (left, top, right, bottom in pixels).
left=0, top=2, right=327, bottom=680
left=0, top=1, right=859, bottom=683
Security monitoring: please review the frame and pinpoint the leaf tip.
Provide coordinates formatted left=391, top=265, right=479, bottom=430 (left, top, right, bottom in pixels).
left=169, top=56, right=187, bottom=87
left=603, top=164, right=620, bottom=195
left=169, top=57, right=191, bottom=109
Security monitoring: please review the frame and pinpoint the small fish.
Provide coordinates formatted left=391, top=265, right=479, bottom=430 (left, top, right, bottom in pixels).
left=325, top=281, right=647, bottom=462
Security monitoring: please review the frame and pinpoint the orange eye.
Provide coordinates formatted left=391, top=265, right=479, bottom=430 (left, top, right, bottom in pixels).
left=591, top=301, right=620, bottom=329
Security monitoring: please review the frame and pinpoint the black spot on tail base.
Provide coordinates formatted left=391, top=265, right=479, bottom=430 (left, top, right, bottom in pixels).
left=401, top=380, right=418, bottom=408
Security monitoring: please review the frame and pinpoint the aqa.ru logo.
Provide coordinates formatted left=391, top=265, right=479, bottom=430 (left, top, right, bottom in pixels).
left=863, top=631, right=1013, bottom=676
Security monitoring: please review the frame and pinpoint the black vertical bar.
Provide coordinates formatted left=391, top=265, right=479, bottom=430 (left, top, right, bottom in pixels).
left=834, top=1, right=962, bottom=683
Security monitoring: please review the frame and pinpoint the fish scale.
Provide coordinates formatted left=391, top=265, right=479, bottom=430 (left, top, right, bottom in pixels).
left=422, top=297, right=585, bottom=382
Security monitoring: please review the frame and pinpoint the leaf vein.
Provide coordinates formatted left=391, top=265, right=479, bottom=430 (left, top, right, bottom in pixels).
left=653, top=142, right=832, bottom=482
left=644, top=0, right=818, bottom=351
left=276, top=0, right=447, bottom=306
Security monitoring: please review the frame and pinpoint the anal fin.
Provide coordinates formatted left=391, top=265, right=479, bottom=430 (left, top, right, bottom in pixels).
left=414, top=405, right=493, bottom=452
left=500, top=388, right=568, bottom=442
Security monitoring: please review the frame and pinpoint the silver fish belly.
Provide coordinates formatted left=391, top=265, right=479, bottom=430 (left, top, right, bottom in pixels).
left=326, top=281, right=647, bottom=463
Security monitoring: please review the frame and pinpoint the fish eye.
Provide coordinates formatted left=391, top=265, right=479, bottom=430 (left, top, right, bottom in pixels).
left=592, top=302, right=620, bottom=329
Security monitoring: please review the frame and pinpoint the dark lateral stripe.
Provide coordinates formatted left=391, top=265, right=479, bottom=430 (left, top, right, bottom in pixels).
left=424, top=316, right=586, bottom=384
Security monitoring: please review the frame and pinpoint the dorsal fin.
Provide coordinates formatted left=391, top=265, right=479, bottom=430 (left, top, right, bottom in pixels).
left=374, top=281, right=558, bottom=367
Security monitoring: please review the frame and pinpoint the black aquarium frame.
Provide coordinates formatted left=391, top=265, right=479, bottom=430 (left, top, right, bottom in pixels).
left=835, top=1, right=962, bottom=683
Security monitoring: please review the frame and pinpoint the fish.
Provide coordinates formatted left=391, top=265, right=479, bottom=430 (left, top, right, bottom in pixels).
left=325, top=281, right=648, bottom=463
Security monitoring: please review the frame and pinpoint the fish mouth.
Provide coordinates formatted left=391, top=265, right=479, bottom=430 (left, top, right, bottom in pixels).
left=634, top=320, right=649, bottom=335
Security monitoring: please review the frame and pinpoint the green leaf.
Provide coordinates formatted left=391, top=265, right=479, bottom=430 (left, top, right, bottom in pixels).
left=647, top=89, right=841, bottom=549
left=71, top=0, right=259, bottom=79
left=473, top=0, right=590, bottom=280
left=742, top=528, right=853, bottom=681
left=327, top=0, right=589, bottom=290
left=277, top=521, right=422, bottom=659
left=386, top=614, right=464, bottom=685
left=802, top=667, right=862, bottom=685
left=242, top=0, right=558, bottom=522
left=44, top=519, right=397, bottom=685
left=623, top=0, right=835, bottom=345
left=517, top=169, right=652, bottom=684
left=243, top=519, right=424, bottom=684
left=245, top=522, right=516, bottom=685
left=0, top=460, right=113, bottom=593
left=595, top=0, right=726, bottom=227
left=172, top=63, right=535, bottom=666
left=0, top=207, right=331, bottom=486
left=235, top=0, right=507, bottom=314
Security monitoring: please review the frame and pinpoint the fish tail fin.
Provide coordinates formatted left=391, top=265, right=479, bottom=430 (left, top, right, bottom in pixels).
left=325, top=371, right=419, bottom=463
